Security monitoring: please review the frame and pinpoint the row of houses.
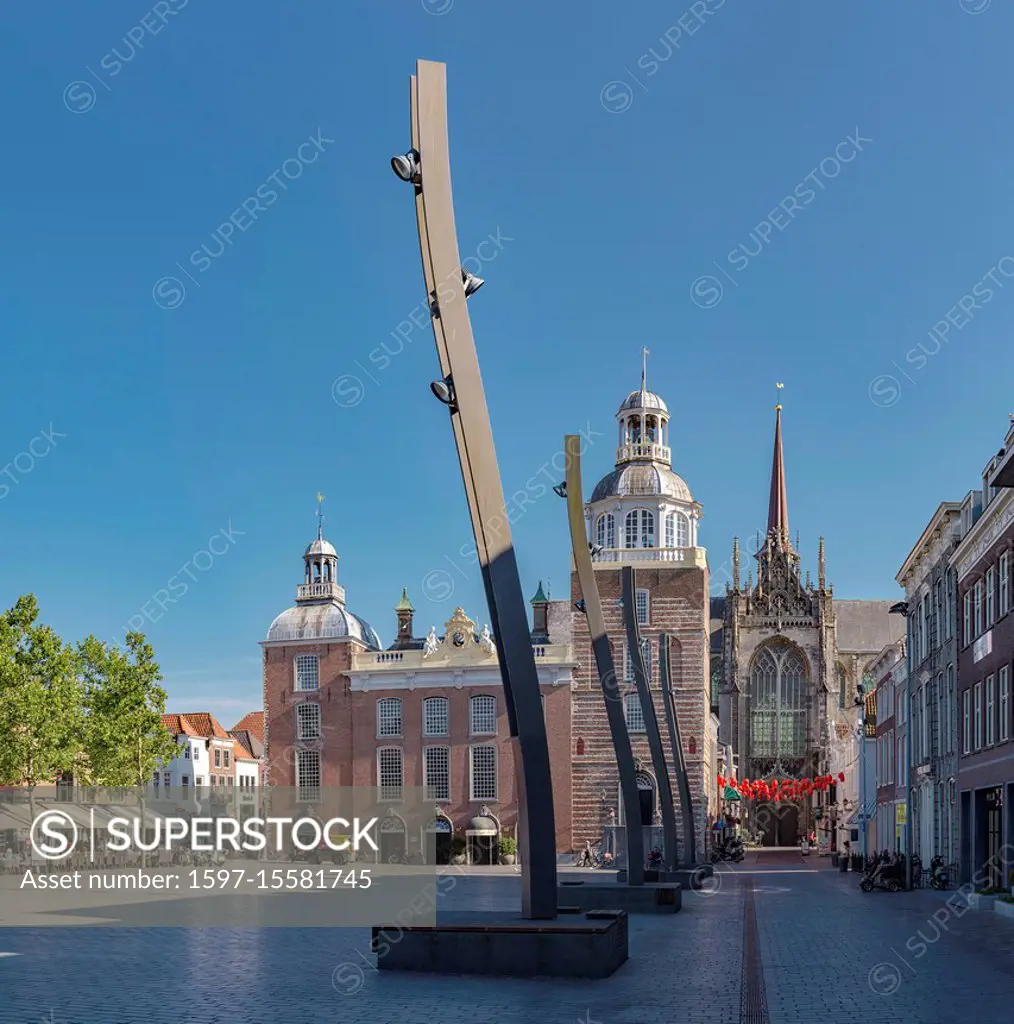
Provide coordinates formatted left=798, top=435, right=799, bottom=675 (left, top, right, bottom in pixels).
left=864, top=416, right=1014, bottom=889
left=152, top=711, right=264, bottom=809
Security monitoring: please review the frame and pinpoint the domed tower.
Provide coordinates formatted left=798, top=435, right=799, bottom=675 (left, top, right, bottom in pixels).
left=586, top=357, right=704, bottom=564
left=569, top=353, right=711, bottom=859
left=262, top=497, right=380, bottom=792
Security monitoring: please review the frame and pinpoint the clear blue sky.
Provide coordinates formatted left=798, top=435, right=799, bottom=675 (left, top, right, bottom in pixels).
left=2, top=0, right=1011, bottom=720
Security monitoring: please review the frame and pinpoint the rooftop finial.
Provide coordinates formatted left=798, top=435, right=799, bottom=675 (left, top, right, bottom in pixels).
left=775, top=381, right=784, bottom=411
left=642, top=347, right=649, bottom=391
left=316, top=492, right=325, bottom=540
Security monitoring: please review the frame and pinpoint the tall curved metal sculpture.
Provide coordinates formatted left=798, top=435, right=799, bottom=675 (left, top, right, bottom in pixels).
left=563, top=435, right=645, bottom=884
left=621, top=566, right=678, bottom=870
left=659, top=633, right=697, bottom=866
left=401, top=61, right=557, bottom=919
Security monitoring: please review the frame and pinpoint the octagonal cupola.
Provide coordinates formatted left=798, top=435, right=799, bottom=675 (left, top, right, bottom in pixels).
left=585, top=351, right=704, bottom=566
left=615, top=352, right=671, bottom=467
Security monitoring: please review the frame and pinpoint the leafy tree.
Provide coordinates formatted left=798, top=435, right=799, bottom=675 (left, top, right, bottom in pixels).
left=0, top=595, right=82, bottom=819
left=81, top=631, right=177, bottom=789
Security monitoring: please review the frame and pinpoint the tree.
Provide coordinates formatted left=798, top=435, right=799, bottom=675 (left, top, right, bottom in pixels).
left=81, top=632, right=177, bottom=789
left=0, top=595, right=82, bottom=820
left=81, top=632, right=177, bottom=867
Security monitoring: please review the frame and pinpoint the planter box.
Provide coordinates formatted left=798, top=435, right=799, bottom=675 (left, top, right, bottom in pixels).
left=968, top=893, right=999, bottom=911
left=995, top=900, right=1014, bottom=921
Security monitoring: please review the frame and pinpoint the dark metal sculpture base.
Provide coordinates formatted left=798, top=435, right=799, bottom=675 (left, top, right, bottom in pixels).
left=556, top=880, right=682, bottom=913
left=616, top=865, right=713, bottom=889
left=371, top=910, right=628, bottom=978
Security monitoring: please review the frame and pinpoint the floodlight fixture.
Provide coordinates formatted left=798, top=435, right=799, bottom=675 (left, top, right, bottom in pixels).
left=391, top=148, right=421, bottom=184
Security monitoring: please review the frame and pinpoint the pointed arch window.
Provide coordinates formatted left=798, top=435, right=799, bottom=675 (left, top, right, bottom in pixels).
left=596, top=513, right=615, bottom=550
left=624, top=509, right=655, bottom=549
left=837, top=665, right=847, bottom=710
left=749, top=642, right=807, bottom=757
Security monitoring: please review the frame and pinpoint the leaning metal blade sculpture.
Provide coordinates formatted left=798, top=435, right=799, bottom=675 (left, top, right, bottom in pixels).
left=563, top=435, right=645, bottom=884
left=659, top=633, right=697, bottom=866
left=405, top=60, right=557, bottom=919
left=621, top=566, right=678, bottom=871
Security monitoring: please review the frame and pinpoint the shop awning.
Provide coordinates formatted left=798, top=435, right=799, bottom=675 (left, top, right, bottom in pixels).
left=723, top=786, right=742, bottom=801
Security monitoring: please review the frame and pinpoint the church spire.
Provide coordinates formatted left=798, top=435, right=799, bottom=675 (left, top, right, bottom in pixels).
left=767, top=386, right=790, bottom=550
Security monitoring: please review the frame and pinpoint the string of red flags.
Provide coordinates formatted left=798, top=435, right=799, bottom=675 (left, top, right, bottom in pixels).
left=716, top=773, right=846, bottom=802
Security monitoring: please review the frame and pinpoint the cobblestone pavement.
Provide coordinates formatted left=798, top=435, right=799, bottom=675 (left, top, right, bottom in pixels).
left=1, top=858, right=1012, bottom=1023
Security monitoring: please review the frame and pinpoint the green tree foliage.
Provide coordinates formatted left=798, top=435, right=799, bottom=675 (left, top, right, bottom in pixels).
left=0, top=596, right=82, bottom=808
left=0, top=598, right=176, bottom=799
left=80, top=631, right=178, bottom=788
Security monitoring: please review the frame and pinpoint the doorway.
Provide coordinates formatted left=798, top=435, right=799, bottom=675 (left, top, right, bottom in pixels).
left=985, top=788, right=1003, bottom=889
left=757, top=802, right=799, bottom=846
left=378, top=817, right=406, bottom=863
left=423, top=819, right=452, bottom=865
left=635, top=771, right=656, bottom=826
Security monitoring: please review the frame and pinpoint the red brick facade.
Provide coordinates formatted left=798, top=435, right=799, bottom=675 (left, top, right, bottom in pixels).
left=568, top=565, right=711, bottom=852
left=263, top=631, right=575, bottom=854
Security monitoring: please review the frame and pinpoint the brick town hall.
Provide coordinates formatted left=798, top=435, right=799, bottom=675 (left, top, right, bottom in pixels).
left=262, top=376, right=899, bottom=858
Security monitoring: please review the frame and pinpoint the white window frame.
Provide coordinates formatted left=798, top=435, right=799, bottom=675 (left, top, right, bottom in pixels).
left=1000, top=553, right=1010, bottom=618
left=624, top=508, right=655, bottom=549
left=974, top=581, right=983, bottom=637
left=635, top=588, right=650, bottom=626
left=624, top=692, right=646, bottom=733
left=596, top=513, right=615, bottom=550
left=664, top=513, right=674, bottom=549
left=377, top=698, right=403, bottom=738
left=469, top=695, right=497, bottom=736
left=986, top=674, right=995, bottom=746
left=986, top=567, right=995, bottom=627
left=918, top=599, right=927, bottom=662
left=423, top=745, right=450, bottom=802
left=920, top=685, right=928, bottom=762
left=963, top=591, right=972, bottom=647
left=296, top=749, right=321, bottom=803
left=294, top=654, right=320, bottom=692
left=377, top=746, right=403, bottom=802
left=423, top=696, right=449, bottom=737
left=962, top=689, right=971, bottom=754
left=974, top=681, right=983, bottom=750
left=1000, top=666, right=1010, bottom=743
left=469, top=744, right=498, bottom=801
left=296, top=702, right=321, bottom=741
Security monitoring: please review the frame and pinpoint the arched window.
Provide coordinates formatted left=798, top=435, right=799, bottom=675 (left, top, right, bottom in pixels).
left=624, top=693, right=646, bottom=733
left=837, top=665, right=847, bottom=710
left=624, top=509, right=655, bottom=548
left=665, top=514, right=675, bottom=548
left=749, top=642, right=808, bottom=757
left=423, top=697, right=449, bottom=737
left=376, top=698, right=403, bottom=738
left=673, top=513, right=689, bottom=548
left=596, top=513, right=615, bottom=549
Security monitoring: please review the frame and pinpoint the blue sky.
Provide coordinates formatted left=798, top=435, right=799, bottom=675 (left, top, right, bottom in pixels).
left=1, top=0, right=1012, bottom=719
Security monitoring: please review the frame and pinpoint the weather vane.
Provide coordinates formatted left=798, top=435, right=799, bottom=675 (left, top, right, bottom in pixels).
left=775, top=381, right=784, bottom=411
left=316, top=492, right=325, bottom=538
left=641, top=347, right=649, bottom=390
